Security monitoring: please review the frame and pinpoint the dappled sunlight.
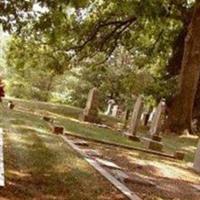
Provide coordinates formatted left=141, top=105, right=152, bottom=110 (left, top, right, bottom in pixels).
left=6, top=131, right=34, bottom=147
left=179, top=134, right=199, bottom=140
left=130, top=155, right=200, bottom=183
left=12, top=124, right=48, bottom=135
left=182, top=145, right=197, bottom=153
left=8, top=170, right=31, bottom=178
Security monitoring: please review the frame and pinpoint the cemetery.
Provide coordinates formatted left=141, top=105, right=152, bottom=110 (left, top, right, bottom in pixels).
left=0, top=1, right=200, bottom=200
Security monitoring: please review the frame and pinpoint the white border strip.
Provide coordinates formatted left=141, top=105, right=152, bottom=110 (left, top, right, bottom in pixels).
left=61, top=135, right=142, bottom=200
left=0, top=128, right=5, bottom=187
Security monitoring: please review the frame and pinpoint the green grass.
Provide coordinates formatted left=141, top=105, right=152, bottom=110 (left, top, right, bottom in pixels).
left=0, top=106, right=122, bottom=200
left=4, top=97, right=199, bottom=163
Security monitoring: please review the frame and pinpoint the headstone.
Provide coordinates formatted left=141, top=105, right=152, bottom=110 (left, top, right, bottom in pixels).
left=105, top=99, right=115, bottom=115
left=53, top=126, right=64, bottom=135
left=8, top=101, right=15, bottom=109
left=149, top=107, right=156, bottom=122
left=193, top=140, right=200, bottom=173
left=144, top=99, right=166, bottom=151
left=149, top=99, right=166, bottom=136
left=82, top=87, right=101, bottom=123
left=142, top=107, right=152, bottom=126
left=127, top=96, right=143, bottom=141
left=43, top=116, right=51, bottom=122
left=174, top=151, right=185, bottom=160
left=111, top=105, right=118, bottom=117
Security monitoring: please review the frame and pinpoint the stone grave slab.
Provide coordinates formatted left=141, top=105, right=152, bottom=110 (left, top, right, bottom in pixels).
left=73, top=139, right=89, bottom=146
left=174, top=151, right=185, bottom=160
left=124, top=132, right=140, bottom=142
left=142, top=137, right=163, bottom=151
left=95, top=158, right=122, bottom=170
left=191, top=184, right=200, bottom=192
left=53, top=126, right=64, bottom=134
left=112, top=169, right=156, bottom=187
left=82, top=149, right=102, bottom=157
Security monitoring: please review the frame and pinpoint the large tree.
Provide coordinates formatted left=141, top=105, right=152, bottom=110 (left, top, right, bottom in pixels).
left=167, top=0, right=200, bottom=133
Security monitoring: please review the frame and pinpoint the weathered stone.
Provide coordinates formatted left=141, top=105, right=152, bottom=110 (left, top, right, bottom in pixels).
left=127, top=96, right=143, bottom=139
left=82, top=87, right=101, bottom=123
left=43, top=116, right=51, bottom=122
left=151, top=135, right=162, bottom=142
left=8, top=101, right=15, bottom=109
left=143, top=138, right=163, bottom=151
left=193, top=140, right=200, bottom=173
left=111, top=105, right=119, bottom=117
left=96, top=158, right=122, bottom=169
left=174, top=151, right=185, bottom=160
left=105, top=99, right=115, bottom=115
left=73, top=139, right=89, bottom=146
left=149, top=99, right=166, bottom=136
left=127, top=134, right=140, bottom=142
left=191, top=184, right=200, bottom=192
left=112, top=169, right=156, bottom=187
left=53, top=126, right=64, bottom=134
left=83, top=149, right=102, bottom=157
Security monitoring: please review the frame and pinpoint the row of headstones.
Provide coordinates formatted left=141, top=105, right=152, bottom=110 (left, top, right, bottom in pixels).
left=81, top=88, right=200, bottom=173
left=81, top=88, right=166, bottom=151
left=125, top=96, right=166, bottom=151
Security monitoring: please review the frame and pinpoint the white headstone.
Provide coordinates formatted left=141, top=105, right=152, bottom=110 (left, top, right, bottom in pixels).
left=105, top=99, right=115, bottom=115
left=149, top=99, right=166, bottom=136
left=112, top=105, right=118, bottom=117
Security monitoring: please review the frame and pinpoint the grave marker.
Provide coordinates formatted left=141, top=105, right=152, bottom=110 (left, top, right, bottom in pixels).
left=82, top=87, right=101, bottom=123
left=127, top=96, right=143, bottom=141
left=111, top=105, right=119, bottom=117
left=53, top=126, right=64, bottom=135
left=105, top=99, right=115, bottom=115
left=149, top=99, right=166, bottom=136
left=144, top=99, right=166, bottom=151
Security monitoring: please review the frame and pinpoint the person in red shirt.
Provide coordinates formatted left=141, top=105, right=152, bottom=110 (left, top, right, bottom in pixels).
left=0, top=79, right=5, bottom=102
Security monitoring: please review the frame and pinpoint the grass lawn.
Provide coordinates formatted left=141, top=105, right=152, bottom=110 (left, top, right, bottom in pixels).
left=0, top=106, right=125, bottom=200
left=4, top=98, right=199, bottom=163
left=0, top=98, right=199, bottom=200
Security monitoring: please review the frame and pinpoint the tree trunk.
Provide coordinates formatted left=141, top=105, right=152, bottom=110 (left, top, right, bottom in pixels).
left=167, top=1, right=200, bottom=133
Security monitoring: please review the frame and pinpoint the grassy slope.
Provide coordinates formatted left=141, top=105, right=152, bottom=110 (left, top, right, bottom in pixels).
left=5, top=98, right=199, bottom=162
left=0, top=106, right=124, bottom=200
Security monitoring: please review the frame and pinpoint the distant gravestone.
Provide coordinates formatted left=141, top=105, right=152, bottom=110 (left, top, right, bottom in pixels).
left=193, top=140, right=200, bottom=173
left=111, top=105, right=119, bottom=117
left=8, top=101, right=15, bottom=110
left=127, top=96, right=143, bottom=141
left=105, top=99, right=115, bottom=115
left=82, top=87, right=100, bottom=123
left=141, top=107, right=152, bottom=126
left=144, top=99, right=166, bottom=151
left=53, top=126, right=64, bottom=135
